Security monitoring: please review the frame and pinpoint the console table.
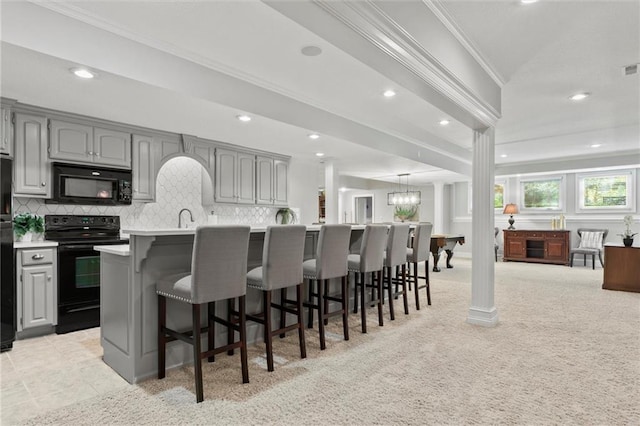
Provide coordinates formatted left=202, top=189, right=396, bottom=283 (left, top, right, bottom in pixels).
left=503, top=230, right=570, bottom=265
left=602, top=244, right=640, bottom=293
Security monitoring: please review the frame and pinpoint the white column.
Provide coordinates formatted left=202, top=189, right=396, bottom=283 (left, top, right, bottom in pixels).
left=467, top=127, right=498, bottom=327
left=324, top=160, right=339, bottom=224
left=433, top=182, right=444, bottom=234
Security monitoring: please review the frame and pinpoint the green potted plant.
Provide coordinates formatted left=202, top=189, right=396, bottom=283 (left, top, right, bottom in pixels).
left=618, top=215, right=637, bottom=247
left=13, top=213, right=44, bottom=242
left=275, top=208, right=297, bottom=224
left=394, top=205, right=417, bottom=222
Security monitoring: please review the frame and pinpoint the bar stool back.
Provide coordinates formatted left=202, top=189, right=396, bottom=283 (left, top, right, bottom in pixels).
left=348, top=224, right=388, bottom=333
left=303, top=224, right=352, bottom=350
left=406, top=222, right=433, bottom=309
left=246, top=225, right=307, bottom=372
left=156, top=225, right=251, bottom=403
left=383, top=223, right=411, bottom=320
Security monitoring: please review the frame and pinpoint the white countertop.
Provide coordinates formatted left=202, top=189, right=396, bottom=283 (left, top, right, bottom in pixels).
left=121, top=224, right=361, bottom=237
left=14, top=240, right=58, bottom=249
left=94, top=244, right=131, bottom=256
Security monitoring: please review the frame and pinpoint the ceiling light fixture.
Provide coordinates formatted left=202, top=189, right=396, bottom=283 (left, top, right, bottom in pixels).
left=308, top=133, right=320, bottom=140
left=387, top=173, right=421, bottom=206
left=70, top=67, right=95, bottom=79
left=590, top=144, right=601, bottom=148
left=439, top=119, right=450, bottom=126
left=315, top=152, right=325, bottom=157
left=569, top=92, right=590, bottom=101
left=301, top=45, right=322, bottom=57
left=383, top=90, right=396, bottom=98
left=500, top=154, right=508, bottom=158
left=236, top=114, right=251, bottom=122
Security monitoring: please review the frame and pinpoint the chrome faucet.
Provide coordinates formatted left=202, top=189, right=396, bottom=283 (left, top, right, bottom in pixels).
left=178, top=208, right=194, bottom=229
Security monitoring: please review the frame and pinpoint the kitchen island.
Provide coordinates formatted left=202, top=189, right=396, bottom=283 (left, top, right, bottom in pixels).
left=96, top=225, right=365, bottom=383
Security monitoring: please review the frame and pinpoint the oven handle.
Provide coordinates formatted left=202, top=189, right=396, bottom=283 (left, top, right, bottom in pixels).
left=66, top=304, right=100, bottom=313
left=58, top=244, right=101, bottom=252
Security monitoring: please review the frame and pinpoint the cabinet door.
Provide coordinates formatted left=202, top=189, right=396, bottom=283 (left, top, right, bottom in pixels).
left=14, top=113, right=50, bottom=197
left=237, top=153, right=255, bottom=204
left=94, top=127, right=131, bottom=168
left=256, top=156, right=274, bottom=204
left=21, top=264, right=55, bottom=330
left=132, top=134, right=155, bottom=202
left=545, top=238, right=567, bottom=261
left=504, top=232, right=526, bottom=259
left=49, top=119, right=93, bottom=163
left=215, top=148, right=237, bottom=203
left=0, top=107, right=12, bottom=157
left=273, top=159, right=289, bottom=206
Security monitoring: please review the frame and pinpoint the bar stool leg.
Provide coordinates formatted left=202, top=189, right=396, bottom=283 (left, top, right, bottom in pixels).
left=425, top=260, right=431, bottom=306
left=401, top=264, right=409, bottom=315
left=413, top=262, right=421, bottom=310
left=376, top=270, right=384, bottom=326
left=386, top=267, right=395, bottom=321
left=239, top=295, right=249, bottom=383
left=264, top=290, right=274, bottom=372
left=353, top=272, right=359, bottom=314
left=307, top=279, right=315, bottom=329
left=317, top=279, right=326, bottom=350
left=279, top=288, right=287, bottom=338
left=192, top=304, right=204, bottom=403
left=227, top=299, right=235, bottom=356
left=296, top=283, right=307, bottom=359
left=208, top=301, right=215, bottom=362
left=360, top=272, right=367, bottom=333
left=323, top=279, right=330, bottom=326
left=157, top=295, right=166, bottom=379
left=341, top=276, right=349, bottom=341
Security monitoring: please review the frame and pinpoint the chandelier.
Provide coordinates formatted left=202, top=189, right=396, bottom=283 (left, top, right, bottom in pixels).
left=387, top=173, right=421, bottom=205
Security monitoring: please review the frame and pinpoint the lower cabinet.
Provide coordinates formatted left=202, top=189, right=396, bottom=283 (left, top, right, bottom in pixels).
left=503, top=230, right=570, bottom=265
left=16, top=247, right=57, bottom=333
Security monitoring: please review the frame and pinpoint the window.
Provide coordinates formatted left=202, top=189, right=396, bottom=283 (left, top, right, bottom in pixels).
left=577, top=169, right=635, bottom=212
left=467, top=180, right=507, bottom=212
left=520, top=176, right=564, bottom=211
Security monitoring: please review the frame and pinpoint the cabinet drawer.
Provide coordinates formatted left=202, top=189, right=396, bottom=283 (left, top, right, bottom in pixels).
left=21, top=248, right=54, bottom=266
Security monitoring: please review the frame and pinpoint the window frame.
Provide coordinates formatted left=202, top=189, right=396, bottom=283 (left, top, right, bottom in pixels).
left=519, top=175, right=565, bottom=212
left=467, top=179, right=508, bottom=214
left=575, top=169, right=636, bottom=213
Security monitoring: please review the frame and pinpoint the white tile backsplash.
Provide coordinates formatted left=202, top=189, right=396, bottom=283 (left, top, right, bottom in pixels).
left=14, top=156, right=288, bottom=230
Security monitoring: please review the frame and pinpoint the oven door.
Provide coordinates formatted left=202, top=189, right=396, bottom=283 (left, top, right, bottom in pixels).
left=58, top=244, right=101, bottom=308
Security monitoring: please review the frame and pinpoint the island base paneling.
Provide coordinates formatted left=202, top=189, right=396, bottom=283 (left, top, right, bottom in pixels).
left=602, top=245, right=640, bottom=293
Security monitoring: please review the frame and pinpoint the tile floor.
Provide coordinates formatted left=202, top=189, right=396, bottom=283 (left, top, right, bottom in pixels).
left=0, top=328, right=128, bottom=424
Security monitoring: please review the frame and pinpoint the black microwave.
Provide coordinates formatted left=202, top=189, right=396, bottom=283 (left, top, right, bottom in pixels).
left=47, top=163, right=132, bottom=206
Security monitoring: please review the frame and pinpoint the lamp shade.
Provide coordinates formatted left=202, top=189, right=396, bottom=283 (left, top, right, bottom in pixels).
left=503, top=203, right=519, bottom=215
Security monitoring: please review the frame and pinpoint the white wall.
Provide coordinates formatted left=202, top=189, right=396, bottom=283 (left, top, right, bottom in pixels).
left=288, top=157, right=321, bottom=225
left=339, top=185, right=435, bottom=224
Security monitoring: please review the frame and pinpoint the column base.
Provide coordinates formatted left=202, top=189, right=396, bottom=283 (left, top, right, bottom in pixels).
left=467, top=306, right=499, bottom=327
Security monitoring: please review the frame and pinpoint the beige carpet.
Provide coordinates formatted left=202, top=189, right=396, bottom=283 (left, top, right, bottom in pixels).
left=20, top=259, right=640, bottom=425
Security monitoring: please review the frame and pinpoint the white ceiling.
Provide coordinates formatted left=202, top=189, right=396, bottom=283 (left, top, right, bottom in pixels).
left=1, top=0, right=638, bottom=187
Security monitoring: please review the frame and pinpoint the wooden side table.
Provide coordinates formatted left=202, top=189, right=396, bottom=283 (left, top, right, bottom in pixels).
left=602, top=243, right=640, bottom=293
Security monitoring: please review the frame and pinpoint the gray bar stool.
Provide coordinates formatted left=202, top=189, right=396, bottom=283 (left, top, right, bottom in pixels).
left=246, top=225, right=307, bottom=372
left=156, top=225, right=251, bottom=403
left=348, top=224, right=388, bottom=333
left=383, top=223, right=411, bottom=320
left=406, top=222, right=433, bottom=309
left=303, top=224, right=352, bottom=350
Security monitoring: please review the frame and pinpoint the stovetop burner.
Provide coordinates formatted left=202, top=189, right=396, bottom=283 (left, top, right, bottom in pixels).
left=45, top=215, right=123, bottom=243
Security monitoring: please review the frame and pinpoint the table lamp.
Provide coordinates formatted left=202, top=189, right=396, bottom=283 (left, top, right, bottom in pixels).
left=503, top=203, right=519, bottom=230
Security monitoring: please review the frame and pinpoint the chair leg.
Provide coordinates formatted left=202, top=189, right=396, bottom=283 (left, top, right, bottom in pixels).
left=360, top=272, right=367, bottom=333
left=208, top=301, right=215, bottom=362
left=238, top=296, right=249, bottom=384
left=377, top=270, right=384, bottom=327
left=296, top=283, right=307, bottom=359
left=157, top=295, right=166, bottom=379
left=264, top=290, right=274, bottom=372
left=279, top=288, right=287, bottom=338
left=192, top=304, right=204, bottom=403
left=401, top=264, right=409, bottom=315
left=599, top=252, right=604, bottom=268
left=386, top=267, right=395, bottom=321
left=584, top=255, right=587, bottom=266
left=323, top=279, right=330, bottom=326
left=317, top=279, right=326, bottom=350
left=425, top=260, right=431, bottom=306
left=570, top=253, right=574, bottom=267
left=307, top=279, right=315, bottom=329
left=227, top=299, right=234, bottom=356
left=413, top=262, right=420, bottom=310
left=592, top=254, right=595, bottom=270
left=353, top=272, right=359, bottom=314
left=341, top=275, right=349, bottom=341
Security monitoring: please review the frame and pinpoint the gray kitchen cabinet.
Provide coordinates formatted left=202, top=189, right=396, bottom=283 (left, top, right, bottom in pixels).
left=17, top=247, right=57, bottom=332
left=132, top=134, right=155, bottom=202
left=256, top=156, right=289, bottom=205
left=1, top=106, right=13, bottom=157
left=215, top=148, right=255, bottom=204
left=49, top=119, right=131, bottom=168
left=14, top=112, right=50, bottom=197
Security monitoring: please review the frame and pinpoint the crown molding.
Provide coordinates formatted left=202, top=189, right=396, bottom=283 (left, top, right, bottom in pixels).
left=314, top=0, right=500, bottom=128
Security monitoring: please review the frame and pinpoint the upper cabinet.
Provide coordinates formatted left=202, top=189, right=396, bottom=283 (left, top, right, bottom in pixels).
left=14, top=112, right=50, bottom=197
left=0, top=106, right=13, bottom=158
left=49, top=119, right=131, bottom=168
left=132, top=134, right=155, bottom=202
left=215, top=148, right=255, bottom=204
left=256, top=156, right=289, bottom=206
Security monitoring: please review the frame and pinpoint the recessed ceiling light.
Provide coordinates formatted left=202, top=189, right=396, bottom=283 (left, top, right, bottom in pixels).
left=71, top=68, right=95, bottom=79
left=315, top=152, right=325, bottom=157
left=500, top=154, right=508, bottom=158
left=301, top=46, right=322, bottom=57
left=521, top=0, right=539, bottom=4
left=439, top=119, right=450, bottom=126
left=383, top=90, right=396, bottom=98
left=308, top=133, right=320, bottom=140
left=340, top=187, right=347, bottom=192
left=236, top=114, right=251, bottom=122
left=590, top=144, right=601, bottom=148
left=569, top=92, right=590, bottom=101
